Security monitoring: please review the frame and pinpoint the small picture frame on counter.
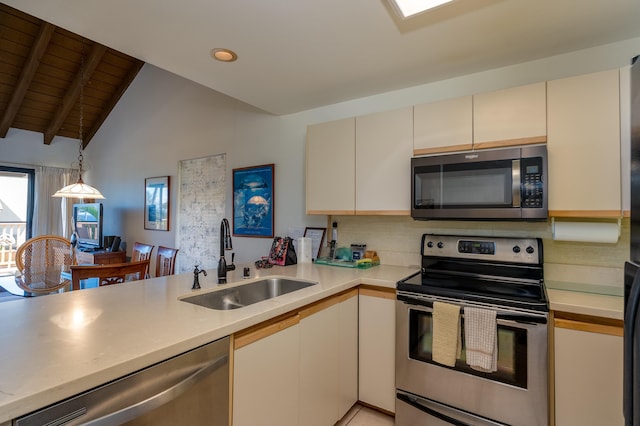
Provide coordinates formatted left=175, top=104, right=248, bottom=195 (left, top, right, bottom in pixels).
left=304, top=227, right=326, bottom=260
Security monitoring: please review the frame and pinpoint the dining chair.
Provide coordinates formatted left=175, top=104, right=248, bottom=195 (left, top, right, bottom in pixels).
left=155, top=246, right=179, bottom=277
left=132, top=242, right=154, bottom=277
left=15, top=235, right=75, bottom=294
left=70, top=259, right=151, bottom=290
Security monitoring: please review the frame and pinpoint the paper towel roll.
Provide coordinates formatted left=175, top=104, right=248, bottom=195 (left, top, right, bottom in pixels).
left=298, top=237, right=313, bottom=263
left=552, top=221, right=619, bottom=243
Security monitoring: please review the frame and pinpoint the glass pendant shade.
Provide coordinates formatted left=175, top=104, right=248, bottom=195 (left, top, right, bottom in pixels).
left=52, top=177, right=105, bottom=199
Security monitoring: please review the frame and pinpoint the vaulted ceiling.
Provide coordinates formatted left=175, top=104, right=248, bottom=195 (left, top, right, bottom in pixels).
left=0, top=4, right=143, bottom=147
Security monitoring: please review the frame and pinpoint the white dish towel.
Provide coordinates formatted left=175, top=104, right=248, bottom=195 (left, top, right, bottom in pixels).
left=464, top=306, right=497, bottom=372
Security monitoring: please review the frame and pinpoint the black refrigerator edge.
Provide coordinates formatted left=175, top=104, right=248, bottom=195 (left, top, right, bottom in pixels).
left=624, top=54, right=640, bottom=426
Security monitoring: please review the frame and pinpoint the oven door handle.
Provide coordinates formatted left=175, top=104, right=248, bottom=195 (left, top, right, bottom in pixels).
left=397, top=294, right=547, bottom=324
left=397, top=391, right=508, bottom=425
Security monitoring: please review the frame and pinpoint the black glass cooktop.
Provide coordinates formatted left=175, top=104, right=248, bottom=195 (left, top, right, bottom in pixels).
left=397, top=270, right=548, bottom=312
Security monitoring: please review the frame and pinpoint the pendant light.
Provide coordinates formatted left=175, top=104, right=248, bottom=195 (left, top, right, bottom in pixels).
left=52, top=43, right=105, bottom=200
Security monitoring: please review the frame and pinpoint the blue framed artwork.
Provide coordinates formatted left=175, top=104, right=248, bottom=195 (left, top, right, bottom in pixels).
left=232, top=164, right=274, bottom=237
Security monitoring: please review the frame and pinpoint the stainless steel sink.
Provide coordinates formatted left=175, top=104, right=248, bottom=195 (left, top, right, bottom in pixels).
left=180, top=277, right=317, bottom=310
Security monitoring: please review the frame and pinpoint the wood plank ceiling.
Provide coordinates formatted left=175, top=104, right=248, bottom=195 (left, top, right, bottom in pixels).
left=0, top=3, right=144, bottom=147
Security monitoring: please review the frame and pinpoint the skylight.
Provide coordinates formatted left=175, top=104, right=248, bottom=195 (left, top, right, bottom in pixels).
left=388, top=0, right=455, bottom=18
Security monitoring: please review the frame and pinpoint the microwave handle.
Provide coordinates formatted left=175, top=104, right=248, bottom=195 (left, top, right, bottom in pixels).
left=512, top=159, right=521, bottom=207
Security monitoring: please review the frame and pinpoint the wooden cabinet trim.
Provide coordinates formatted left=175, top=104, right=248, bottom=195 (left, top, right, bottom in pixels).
left=359, top=285, right=396, bottom=300
left=299, top=288, right=357, bottom=320
left=413, top=143, right=473, bottom=157
left=355, top=210, right=410, bottom=216
left=234, top=313, right=300, bottom=350
left=307, top=209, right=355, bottom=215
left=472, top=136, right=546, bottom=150
left=553, top=311, right=623, bottom=337
left=549, top=210, right=623, bottom=218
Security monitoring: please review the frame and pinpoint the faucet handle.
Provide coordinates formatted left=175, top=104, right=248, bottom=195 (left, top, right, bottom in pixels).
left=227, top=253, right=236, bottom=271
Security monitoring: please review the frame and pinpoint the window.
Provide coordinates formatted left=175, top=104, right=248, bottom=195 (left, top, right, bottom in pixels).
left=0, top=166, right=35, bottom=275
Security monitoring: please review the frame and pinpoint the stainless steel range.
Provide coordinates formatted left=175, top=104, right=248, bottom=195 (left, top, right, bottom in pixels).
left=396, top=234, right=548, bottom=426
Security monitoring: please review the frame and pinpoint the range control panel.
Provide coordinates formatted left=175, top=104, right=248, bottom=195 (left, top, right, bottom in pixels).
left=421, top=234, right=542, bottom=265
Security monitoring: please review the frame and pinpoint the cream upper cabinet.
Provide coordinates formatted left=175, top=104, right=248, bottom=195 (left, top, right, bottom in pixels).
left=547, top=69, right=621, bottom=216
left=306, top=117, right=355, bottom=215
left=473, top=82, right=547, bottom=148
left=414, top=96, right=473, bottom=156
left=554, top=317, right=624, bottom=426
left=358, top=287, right=396, bottom=413
left=356, top=106, right=413, bottom=214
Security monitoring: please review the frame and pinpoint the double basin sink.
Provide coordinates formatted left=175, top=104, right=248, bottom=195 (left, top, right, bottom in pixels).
left=181, top=277, right=317, bottom=310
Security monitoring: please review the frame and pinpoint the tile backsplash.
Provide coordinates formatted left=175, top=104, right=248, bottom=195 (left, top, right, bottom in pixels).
left=329, top=215, right=629, bottom=288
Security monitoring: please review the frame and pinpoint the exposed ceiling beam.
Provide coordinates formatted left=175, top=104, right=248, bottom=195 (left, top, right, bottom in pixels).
left=0, top=22, right=54, bottom=138
left=43, top=43, right=107, bottom=145
left=83, top=60, right=144, bottom=148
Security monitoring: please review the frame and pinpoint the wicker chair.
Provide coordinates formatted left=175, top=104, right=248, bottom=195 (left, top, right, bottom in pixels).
left=155, top=246, right=179, bottom=277
left=15, top=235, right=75, bottom=294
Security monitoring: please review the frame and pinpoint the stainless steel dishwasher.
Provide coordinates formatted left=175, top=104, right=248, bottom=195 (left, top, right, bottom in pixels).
left=14, top=336, right=229, bottom=426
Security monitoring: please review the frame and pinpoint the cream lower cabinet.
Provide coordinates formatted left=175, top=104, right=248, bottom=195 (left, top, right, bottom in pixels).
left=547, top=69, right=621, bottom=216
left=554, top=315, right=624, bottom=426
left=358, top=286, right=396, bottom=413
left=232, top=314, right=301, bottom=426
left=233, top=290, right=358, bottom=426
left=299, top=289, right=358, bottom=426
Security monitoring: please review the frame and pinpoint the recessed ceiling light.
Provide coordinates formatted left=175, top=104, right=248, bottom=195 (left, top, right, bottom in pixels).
left=388, top=0, right=455, bottom=19
left=211, top=48, right=238, bottom=62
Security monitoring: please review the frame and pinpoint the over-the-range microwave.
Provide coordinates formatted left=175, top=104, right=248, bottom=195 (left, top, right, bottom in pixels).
left=411, top=145, right=547, bottom=220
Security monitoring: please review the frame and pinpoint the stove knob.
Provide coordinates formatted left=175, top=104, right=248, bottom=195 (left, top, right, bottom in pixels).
left=437, top=242, right=444, bottom=249
left=526, top=246, right=535, bottom=254
left=512, top=245, right=521, bottom=253
left=427, top=241, right=433, bottom=248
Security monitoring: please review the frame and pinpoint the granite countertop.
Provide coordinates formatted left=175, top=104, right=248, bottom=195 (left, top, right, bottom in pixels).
left=0, top=263, right=417, bottom=423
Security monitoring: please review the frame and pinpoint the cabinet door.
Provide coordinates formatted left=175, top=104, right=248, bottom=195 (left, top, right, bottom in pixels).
left=306, top=118, right=355, bottom=215
left=414, top=96, right=473, bottom=155
left=554, top=321, right=623, bottom=426
left=299, top=299, right=341, bottom=426
left=359, top=287, right=396, bottom=413
left=338, top=291, right=358, bottom=416
left=473, top=82, right=547, bottom=148
left=233, top=316, right=300, bottom=426
left=355, top=107, right=413, bottom=214
left=547, top=69, right=621, bottom=216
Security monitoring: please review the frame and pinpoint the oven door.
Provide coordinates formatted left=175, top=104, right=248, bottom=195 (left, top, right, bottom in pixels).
left=396, top=293, right=548, bottom=426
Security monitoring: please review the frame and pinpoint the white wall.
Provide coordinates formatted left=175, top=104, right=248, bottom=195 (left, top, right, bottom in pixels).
left=3, top=37, right=639, bottom=270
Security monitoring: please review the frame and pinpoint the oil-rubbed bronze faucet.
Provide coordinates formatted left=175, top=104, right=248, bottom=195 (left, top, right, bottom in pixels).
left=192, top=265, right=206, bottom=290
left=218, top=218, right=235, bottom=283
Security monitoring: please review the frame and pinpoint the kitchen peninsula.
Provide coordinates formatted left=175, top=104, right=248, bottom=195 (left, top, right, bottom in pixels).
left=0, top=263, right=416, bottom=423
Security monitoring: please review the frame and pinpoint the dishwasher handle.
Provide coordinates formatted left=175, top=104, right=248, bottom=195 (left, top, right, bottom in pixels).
left=84, top=353, right=228, bottom=426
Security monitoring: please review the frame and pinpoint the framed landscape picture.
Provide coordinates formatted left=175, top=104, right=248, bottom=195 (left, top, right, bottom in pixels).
left=144, top=176, right=170, bottom=231
left=232, top=164, right=274, bottom=237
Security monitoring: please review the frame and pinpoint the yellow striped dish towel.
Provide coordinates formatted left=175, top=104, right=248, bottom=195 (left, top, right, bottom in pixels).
left=432, top=301, right=461, bottom=367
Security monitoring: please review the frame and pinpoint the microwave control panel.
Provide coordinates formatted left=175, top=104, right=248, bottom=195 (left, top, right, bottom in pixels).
left=521, top=157, right=544, bottom=208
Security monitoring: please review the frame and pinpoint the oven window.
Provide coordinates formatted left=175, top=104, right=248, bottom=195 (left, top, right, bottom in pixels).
left=408, top=309, right=527, bottom=388
left=414, top=161, right=513, bottom=209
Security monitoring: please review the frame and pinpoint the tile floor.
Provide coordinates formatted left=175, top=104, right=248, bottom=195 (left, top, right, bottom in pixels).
left=337, top=404, right=394, bottom=426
